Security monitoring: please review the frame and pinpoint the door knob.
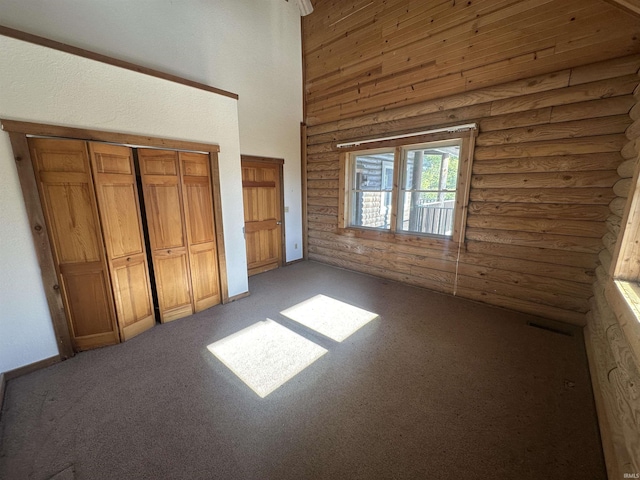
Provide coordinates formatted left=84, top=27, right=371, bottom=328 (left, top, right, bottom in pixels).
left=276, top=221, right=282, bottom=225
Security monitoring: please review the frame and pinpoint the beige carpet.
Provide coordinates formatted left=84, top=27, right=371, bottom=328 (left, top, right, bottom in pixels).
left=207, top=319, right=327, bottom=398
left=0, top=261, right=605, bottom=480
left=280, top=294, right=379, bottom=342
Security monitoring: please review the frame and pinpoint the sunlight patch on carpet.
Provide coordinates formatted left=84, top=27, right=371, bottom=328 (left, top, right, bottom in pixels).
left=207, top=319, right=327, bottom=398
left=280, top=294, right=379, bottom=342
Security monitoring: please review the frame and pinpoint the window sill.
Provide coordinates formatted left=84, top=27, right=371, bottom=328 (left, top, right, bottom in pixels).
left=614, top=280, right=640, bottom=322
left=605, top=278, right=640, bottom=363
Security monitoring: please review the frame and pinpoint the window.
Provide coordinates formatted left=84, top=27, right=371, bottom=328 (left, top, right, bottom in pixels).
left=611, top=158, right=640, bottom=321
left=341, top=132, right=474, bottom=243
left=350, top=149, right=395, bottom=229
left=613, top=165, right=640, bottom=283
left=398, top=140, right=460, bottom=236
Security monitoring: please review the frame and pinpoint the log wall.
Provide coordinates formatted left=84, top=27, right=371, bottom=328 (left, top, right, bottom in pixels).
left=584, top=74, right=640, bottom=477
left=305, top=54, right=640, bottom=326
left=303, top=5, right=640, bottom=470
left=304, top=0, right=640, bottom=127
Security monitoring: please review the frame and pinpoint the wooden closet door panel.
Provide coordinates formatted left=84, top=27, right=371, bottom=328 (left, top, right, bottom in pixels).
left=95, top=181, right=143, bottom=257
left=41, top=181, right=102, bottom=263
left=139, top=149, right=193, bottom=322
left=182, top=178, right=215, bottom=244
left=153, top=249, right=193, bottom=322
left=143, top=178, right=186, bottom=250
left=29, top=138, right=119, bottom=351
left=110, top=255, right=154, bottom=337
left=180, top=152, right=221, bottom=312
left=89, top=143, right=155, bottom=340
left=60, top=263, right=114, bottom=338
left=189, top=243, right=220, bottom=311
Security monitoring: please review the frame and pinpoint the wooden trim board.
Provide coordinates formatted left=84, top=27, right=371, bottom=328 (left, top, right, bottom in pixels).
left=7, top=132, right=74, bottom=359
left=0, top=373, right=5, bottom=419
left=0, top=355, right=61, bottom=420
left=210, top=152, right=230, bottom=304
left=0, top=25, right=238, bottom=100
left=285, top=258, right=306, bottom=267
left=2, top=120, right=221, bottom=154
left=239, top=154, right=284, bottom=165
left=3, top=355, right=61, bottom=382
left=301, top=123, right=309, bottom=260
left=227, top=291, right=250, bottom=303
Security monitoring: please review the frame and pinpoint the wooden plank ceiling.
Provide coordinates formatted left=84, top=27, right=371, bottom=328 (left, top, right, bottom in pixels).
left=303, top=0, right=640, bottom=126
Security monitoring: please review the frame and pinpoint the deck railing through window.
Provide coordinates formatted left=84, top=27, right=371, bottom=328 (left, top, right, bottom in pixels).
left=411, top=200, right=455, bottom=236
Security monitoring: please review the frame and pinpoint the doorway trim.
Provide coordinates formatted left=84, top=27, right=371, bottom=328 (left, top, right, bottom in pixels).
left=240, top=155, right=286, bottom=274
left=2, top=119, right=229, bottom=359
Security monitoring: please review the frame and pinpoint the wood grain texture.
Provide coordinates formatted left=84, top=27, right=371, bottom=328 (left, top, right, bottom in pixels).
left=303, top=0, right=640, bottom=125
left=138, top=149, right=194, bottom=323
left=305, top=9, right=640, bottom=469
left=7, top=133, right=74, bottom=359
left=89, top=143, right=155, bottom=340
left=28, top=138, right=119, bottom=351
left=305, top=54, right=640, bottom=325
left=179, top=152, right=221, bottom=311
left=241, top=159, right=285, bottom=276
left=209, top=152, right=230, bottom=304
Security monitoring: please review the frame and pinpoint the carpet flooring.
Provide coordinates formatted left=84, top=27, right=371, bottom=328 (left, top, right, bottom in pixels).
left=0, top=261, right=605, bottom=479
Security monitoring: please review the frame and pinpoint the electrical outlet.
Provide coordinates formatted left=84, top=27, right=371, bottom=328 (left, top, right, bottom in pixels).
left=294, top=243, right=298, bottom=249
left=284, top=206, right=289, bottom=213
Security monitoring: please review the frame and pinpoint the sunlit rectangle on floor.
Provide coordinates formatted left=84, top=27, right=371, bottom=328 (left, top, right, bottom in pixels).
left=207, top=319, right=327, bottom=398
left=280, top=294, right=379, bottom=342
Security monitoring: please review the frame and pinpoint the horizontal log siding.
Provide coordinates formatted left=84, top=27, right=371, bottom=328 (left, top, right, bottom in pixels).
left=303, top=0, right=640, bottom=126
left=305, top=55, right=640, bottom=326
left=583, top=71, right=640, bottom=476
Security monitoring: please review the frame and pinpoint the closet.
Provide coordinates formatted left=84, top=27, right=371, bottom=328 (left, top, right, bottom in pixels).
left=138, top=149, right=221, bottom=322
left=28, top=137, right=222, bottom=351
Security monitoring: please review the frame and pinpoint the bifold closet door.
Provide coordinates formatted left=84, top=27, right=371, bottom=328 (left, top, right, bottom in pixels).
left=138, top=149, right=194, bottom=323
left=179, top=152, right=221, bottom=311
left=28, top=138, right=119, bottom=350
left=89, top=143, right=155, bottom=340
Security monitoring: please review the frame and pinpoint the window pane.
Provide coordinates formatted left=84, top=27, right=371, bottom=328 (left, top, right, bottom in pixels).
left=399, top=192, right=455, bottom=236
left=354, top=153, right=394, bottom=191
left=399, top=144, right=460, bottom=236
left=352, top=191, right=392, bottom=229
left=351, top=151, right=394, bottom=229
left=404, top=151, right=443, bottom=190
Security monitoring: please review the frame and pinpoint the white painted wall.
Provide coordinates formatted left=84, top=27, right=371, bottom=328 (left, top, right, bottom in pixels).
left=0, top=1, right=303, bottom=372
left=0, top=0, right=304, bottom=261
left=0, top=36, right=246, bottom=372
left=0, top=121, right=59, bottom=371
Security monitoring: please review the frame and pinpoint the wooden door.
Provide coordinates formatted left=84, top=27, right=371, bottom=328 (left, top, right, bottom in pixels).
left=179, top=152, right=221, bottom=312
left=138, top=149, right=194, bottom=323
left=89, top=143, right=155, bottom=340
left=241, top=158, right=284, bottom=276
left=28, top=138, right=119, bottom=350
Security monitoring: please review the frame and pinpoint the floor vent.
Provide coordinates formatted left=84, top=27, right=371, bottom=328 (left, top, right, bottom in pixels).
left=527, top=322, right=573, bottom=337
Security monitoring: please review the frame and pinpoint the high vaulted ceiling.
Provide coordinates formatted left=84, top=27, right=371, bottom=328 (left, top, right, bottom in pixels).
left=303, top=0, right=640, bottom=125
